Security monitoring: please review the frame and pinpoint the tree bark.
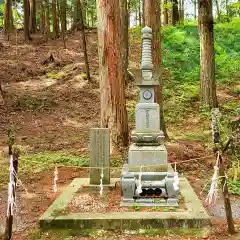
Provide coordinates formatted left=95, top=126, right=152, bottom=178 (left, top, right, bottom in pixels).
left=45, top=0, right=51, bottom=36
left=52, top=0, right=58, bottom=39
left=24, top=0, right=30, bottom=41
left=4, top=0, right=13, bottom=39
left=138, top=0, right=142, bottom=26
left=168, top=0, right=173, bottom=25
left=144, top=0, right=168, bottom=137
left=179, top=0, right=182, bottom=22
left=120, top=0, right=129, bottom=84
left=40, top=1, right=45, bottom=34
left=91, top=7, right=94, bottom=27
left=57, top=0, right=61, bottom=34
left=163, top=0, right=168, bottom=26
left=215, top=0, right=221, bottom=22
left=29, top=0, right=36, bottom=33
left=96, top=0, right=129, bottom=152
left=142, top=0, right=145, bottom=26
left=172, top=0, right=179, bottom=25
left=78, top=0, right=91, bottom=80
left=226, top=0, right=230, bottom=22
left=75, top=0, right=81, bottom=23
left=179, top=0, right=184, bottom=24
left=128, top=0, right=131, bottom=28
left=198, top=0, right=218, bottom=108
left=60, top=0, right=67, bottom=31
left=60, top=0, right=67, bottom=48
left=194, top=0, right=197, bottom=21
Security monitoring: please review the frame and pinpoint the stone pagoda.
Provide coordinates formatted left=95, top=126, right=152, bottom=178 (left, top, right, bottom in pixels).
left=120, top=26, right=180, bottom=206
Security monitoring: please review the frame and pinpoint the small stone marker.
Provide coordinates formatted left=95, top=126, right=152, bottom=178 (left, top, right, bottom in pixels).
left=89, top=128, right=110, bottom=185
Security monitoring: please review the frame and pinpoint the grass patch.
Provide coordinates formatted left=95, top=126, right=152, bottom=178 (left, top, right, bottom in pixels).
left=13, top=95, right=56, bottom=111
left=127, top=100, right=136, bottom=123
left=46, top=72, right=65, bottom=80
left=51, top=207, right=70, bottom=217
left=228, top=180, right=240, bottom=195
left=0, top=151, right=89, bottom=190
left=27, top=229, right=115, bottom=239
left=20, top=151, right=89, bottom=173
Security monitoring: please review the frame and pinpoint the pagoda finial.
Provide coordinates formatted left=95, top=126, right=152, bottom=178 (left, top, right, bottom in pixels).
left=141, top=26, right=153, bottom=81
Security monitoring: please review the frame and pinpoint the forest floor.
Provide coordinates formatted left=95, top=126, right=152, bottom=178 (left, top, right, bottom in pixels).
left=0, top=30, right=239, bottom=240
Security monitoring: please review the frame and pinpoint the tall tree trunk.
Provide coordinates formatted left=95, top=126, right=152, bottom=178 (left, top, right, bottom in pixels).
left=60, top=0, right=67, bottom=48
left=81, top=0, right=86, bottom=26
left=215, top=0, right=221, bottom=22
left=45, top=0, right=50, bottom=36
left=198, top=0, right=218, bottom=108
left=96, top=0, right=129, bottom=152
left=24, top=0, right=30, bottom=41
left=60, top=0, right=67, bottom=31
left=78, top=0, right=91, bottom=80
left=163, top=0, right=168, bottom=26
left=52, top=0, right=58, bottom=39
left=142, top=0, right=145, bottom=26
left=172, top=0, right=179, bottom=25
left=91, top=7, right=94, bottom=27
left=128, top=0, right=131, bottom=28
left=226, top=0, right=230, bottom=22
left=168, top=0, right=173, bottom=25
left=144, top=0, right=168, bottom=137
left=179, top=0, right=182, bottom=22
left=181, top=0, right=184, bottom=23
left=135, top=7, right=138, bottom=26
left=194, top=0, right=197, bottom=21
left=4, top=0, right=13, bottom=39
left=179, top=0, right=184, bottom=24
left=40, top=1, right=45, bottom=34
left=120, top=0, right=129, bottom=84
left=57, top=0, right=61, bottom=34
left=138, top=0, right=142, bottom=26
left=29, top=0, right=36, bottom=33
left=75, top=0, right=81, bottom=23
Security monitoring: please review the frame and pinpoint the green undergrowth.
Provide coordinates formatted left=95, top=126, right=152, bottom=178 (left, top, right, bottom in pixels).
left=130, top=20, right=239, bottom=145
left=13, top=95, right=56, bottom=111
left=0, top=151, right=89, bottom=189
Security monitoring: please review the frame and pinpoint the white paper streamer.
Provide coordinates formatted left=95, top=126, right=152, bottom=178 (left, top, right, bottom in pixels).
left=7, top=155, right=16, bottom=217
left=99, top=167, right=104, bottom=196
left=7, top=183, right=15, bottom=216
left=53, top=166, right=58, bottom=193
left=205, top=153, right=220, bottom=205
left=173, top=163, right=180, bottom=191
left=136, top=166, right=143, bottom=195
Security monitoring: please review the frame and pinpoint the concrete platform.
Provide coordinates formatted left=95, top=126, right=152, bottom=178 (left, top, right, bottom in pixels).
left=40, top=177, right=211, bottom=234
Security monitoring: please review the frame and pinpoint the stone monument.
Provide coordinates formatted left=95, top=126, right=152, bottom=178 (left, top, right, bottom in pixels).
left=89, top=128, right=110, bottom=185
left=120, top=26, right=180, bottom=206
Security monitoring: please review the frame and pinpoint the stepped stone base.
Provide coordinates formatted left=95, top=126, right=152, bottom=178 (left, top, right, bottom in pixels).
left=39, top=177, right=211, bottom=235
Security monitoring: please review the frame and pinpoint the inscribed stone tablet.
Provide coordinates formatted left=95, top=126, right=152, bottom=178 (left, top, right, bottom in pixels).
left=89, top=128, right=110, bottom=185
left=136, top=103, right=160, bottom=130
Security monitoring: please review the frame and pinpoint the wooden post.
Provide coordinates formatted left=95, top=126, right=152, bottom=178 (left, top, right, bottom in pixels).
left=89, top=128, right=110, bottom=185
left=211, top=108, right=235, bottom=234
left=4, top=130, right=20, bottom=240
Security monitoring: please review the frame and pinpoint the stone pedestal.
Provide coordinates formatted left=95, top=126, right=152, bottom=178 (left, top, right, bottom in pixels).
left=128, top=144, right=168, bottom=172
